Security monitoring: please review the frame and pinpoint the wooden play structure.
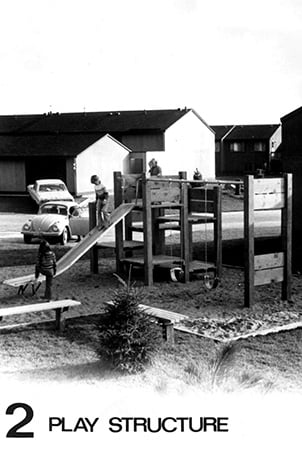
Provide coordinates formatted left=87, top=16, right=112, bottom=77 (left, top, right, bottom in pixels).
left=244, top=174, right=292, bottom=307
left=92, top=171, right=222, bottom=287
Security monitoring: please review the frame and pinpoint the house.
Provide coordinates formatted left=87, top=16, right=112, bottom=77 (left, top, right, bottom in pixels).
left=280, top=106, right=302, bottom=269
left=0, top=131, right=130, bottom=196
left=211, top=124, right=281, bottom=177
left=0, top=109, right=215, bottom=198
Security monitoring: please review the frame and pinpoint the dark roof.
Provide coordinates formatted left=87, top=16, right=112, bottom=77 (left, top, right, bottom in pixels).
left=0, top=133, right=108, bottom=157
left=0, top=109, right=192, bottom=134
left=210, top=125, right=234, bottom=140
left=0, top=114, right=43, bottom=133
left=211, top=124, right=280, bottom=141
left=281, top=106, right=302, bottom=122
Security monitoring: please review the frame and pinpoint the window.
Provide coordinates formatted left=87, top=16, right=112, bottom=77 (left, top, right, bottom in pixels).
left=230, top=142, right=245, bottom=152
left=254, top=142, right=265, bottom=152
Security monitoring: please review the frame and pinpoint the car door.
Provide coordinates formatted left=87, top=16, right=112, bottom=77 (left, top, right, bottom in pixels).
left=69, top=205, right=89, bottom=237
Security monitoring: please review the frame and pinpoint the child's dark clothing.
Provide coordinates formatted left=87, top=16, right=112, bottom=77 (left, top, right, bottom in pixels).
left=35, top=247, right=56, bottom=300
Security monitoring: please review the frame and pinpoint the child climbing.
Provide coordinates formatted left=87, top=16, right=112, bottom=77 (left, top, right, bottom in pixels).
left=35, top=240, right=56, bottom=300
left=90, top=174, right=110, bottom=229
left=193, top=168, right=203, bottom=187
left=148, top=158, right=162, bottom=177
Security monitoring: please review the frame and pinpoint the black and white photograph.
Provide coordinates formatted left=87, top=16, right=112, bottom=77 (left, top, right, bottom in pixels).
left=0, top=0, right=301, bottom=448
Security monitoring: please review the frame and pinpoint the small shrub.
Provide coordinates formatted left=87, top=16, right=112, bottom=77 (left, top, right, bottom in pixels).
left=98, top=278, right=162, bottom=374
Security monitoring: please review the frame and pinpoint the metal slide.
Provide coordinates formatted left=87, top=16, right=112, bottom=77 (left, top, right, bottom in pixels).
left=3, top=203, right=134, bottom=291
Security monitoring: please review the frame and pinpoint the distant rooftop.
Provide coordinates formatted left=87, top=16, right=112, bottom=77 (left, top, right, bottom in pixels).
left=0, top=109, right=196, bottom=134
left=211, top=124, right=280, bottom=140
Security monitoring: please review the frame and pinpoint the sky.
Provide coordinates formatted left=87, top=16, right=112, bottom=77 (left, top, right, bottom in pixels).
left=0, top=0, right=301, bottom=124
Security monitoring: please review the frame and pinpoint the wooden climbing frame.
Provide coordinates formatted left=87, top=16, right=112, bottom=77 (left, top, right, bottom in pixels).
left=244, top=174, right=292, bottom=307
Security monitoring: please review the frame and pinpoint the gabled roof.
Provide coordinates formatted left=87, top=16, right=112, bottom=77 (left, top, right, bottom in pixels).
left=0, top=109, right=192, bottom=135
left=281, top=106, right=302, bottom=122
left=210, top=125, right=234, bottom=140
left=211, top=124, right=280, bottom=141
left=0, top=133, right=130, bottom=157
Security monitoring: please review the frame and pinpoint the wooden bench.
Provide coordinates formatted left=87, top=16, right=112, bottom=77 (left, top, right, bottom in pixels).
left=138, top=304, right=188, bottom=344
left=0, top=299, right=81, bottom=331
left=106, top=301, right=188, bottom=344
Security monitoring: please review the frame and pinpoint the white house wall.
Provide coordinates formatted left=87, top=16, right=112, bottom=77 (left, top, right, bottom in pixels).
left=269, top=125, right=282, bottom=156
left=75, top=135, right=129, bottom=195
left=147, top=110, right=215, bottom=179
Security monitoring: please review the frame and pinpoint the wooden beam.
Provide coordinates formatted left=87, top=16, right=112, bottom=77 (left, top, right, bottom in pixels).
left=254, top=252, right=284, bottom=270
left=89, top=202, right=98, bottom=274
left=244, top=175, right=255, bottom=307
left=142, top=174, right=153, bottom=286
left=213, top=185, right=222, bottom=279
left=114, top=171, right=124, bottom=274
left=282, top=173, right=292, bottom=300
left=254, top=192, right=284, bottom=210
left=253, top=177, right=284, bottom=194
left=254, top=267, right=284, bottom=286
left=181, top=181, right=190, bottom=282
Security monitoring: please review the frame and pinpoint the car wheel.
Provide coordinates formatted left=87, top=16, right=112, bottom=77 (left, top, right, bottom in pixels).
left=23, top=235, right=32, bottom=244
left=60, top=227, right=69, bottom=245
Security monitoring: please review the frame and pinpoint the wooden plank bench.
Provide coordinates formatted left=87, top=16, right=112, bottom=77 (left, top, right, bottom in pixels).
left=0, top=299, right=81, bottom=331
left=138, top=304, right=188, bottom=343
left=106, top=301, right=188, bottom=344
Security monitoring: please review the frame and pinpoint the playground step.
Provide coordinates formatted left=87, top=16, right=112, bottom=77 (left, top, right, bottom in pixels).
left=96, top=240, right=144, bottom=250
left=130, top=222, right=180, bottom=232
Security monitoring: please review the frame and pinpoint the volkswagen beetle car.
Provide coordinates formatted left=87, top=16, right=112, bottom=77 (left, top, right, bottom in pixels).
left=27, top=179, right=74, bottom=205
left=21, top=200, right=89, bottom=245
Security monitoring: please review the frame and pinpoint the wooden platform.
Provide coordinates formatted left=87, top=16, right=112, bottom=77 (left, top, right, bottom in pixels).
left=189, top=260, right=216, bottom=272
left=121, top=254, right=183, bottom=266
left=134, top=202, right=183, bottom=210
left=130, top=223, right=180, bottom=232
left=121, top=256, right=215, bottom=273
left=156, top=213, right=215, bottom=224
left=96, top=240, right=144, bottom=250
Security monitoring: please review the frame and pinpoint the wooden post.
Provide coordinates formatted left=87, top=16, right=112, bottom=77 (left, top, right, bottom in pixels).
left=282, top=173, right=292, bottom=300
left=89, top=202, right=98, bottom=274
left=162, top=320, right=175, bottom=344
left=55, top=308, right=64, bottom=331
left=152, top=207, right=165, bottom=254
left=181, top=181, right=190, bottom=282
left=142, top=173, right=153, bottom=286
left=213, top=185, right=222, bottom=279
left=244, top=175, right=255, bottom=307
left=114, top=172, right=124, bottom=274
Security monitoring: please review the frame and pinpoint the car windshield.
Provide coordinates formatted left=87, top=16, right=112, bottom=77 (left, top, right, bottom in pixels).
left=39, top=183, right=66, bottom=192
left=40, top=204, right=68, bottom=215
